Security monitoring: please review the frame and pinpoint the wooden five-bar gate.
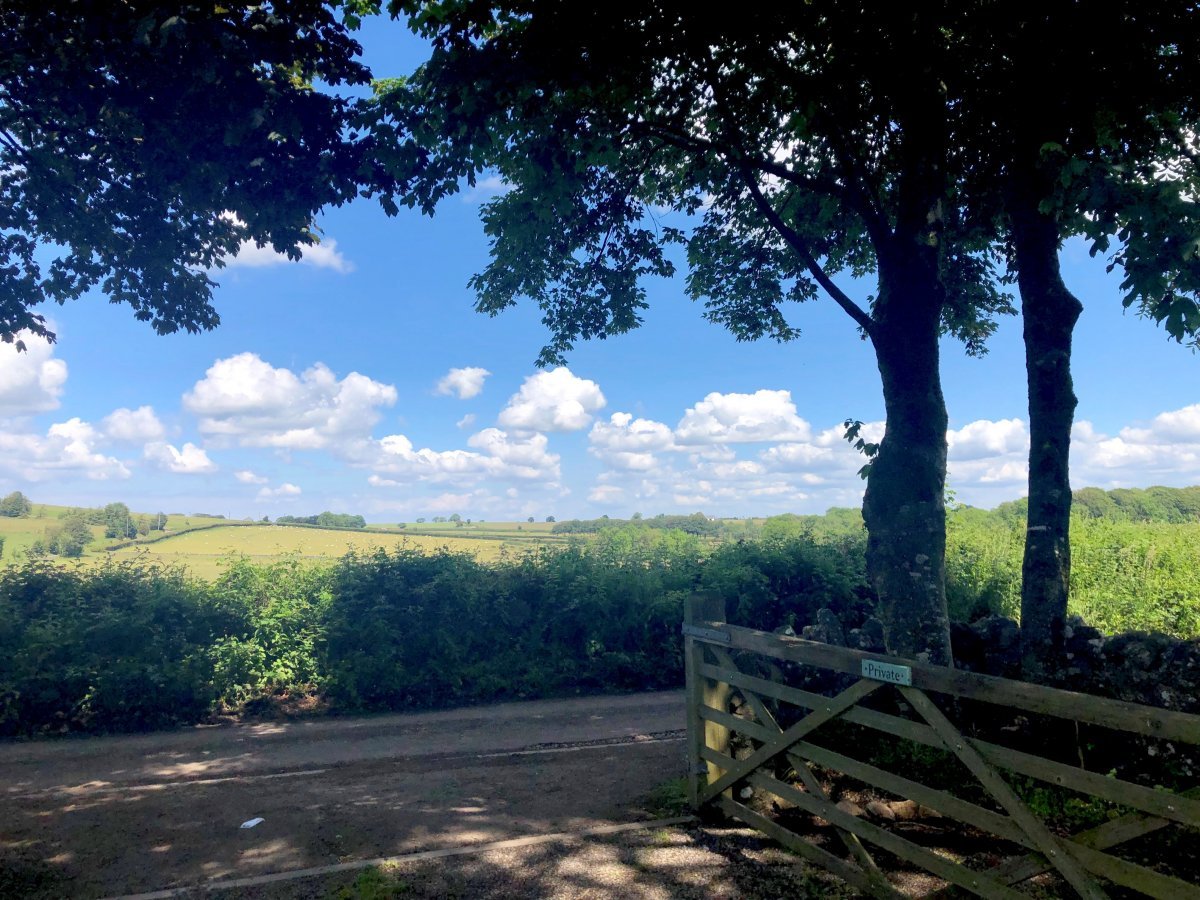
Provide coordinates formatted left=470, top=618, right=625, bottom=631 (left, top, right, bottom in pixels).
left=683, top=595, right=1200, bottom=898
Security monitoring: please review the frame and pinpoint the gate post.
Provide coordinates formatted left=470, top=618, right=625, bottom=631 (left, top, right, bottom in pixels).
left=684, top=593, right=730, bottom=808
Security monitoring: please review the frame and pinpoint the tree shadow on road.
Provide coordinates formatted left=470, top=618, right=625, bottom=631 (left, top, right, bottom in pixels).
left=261, top=823, right=863, bottom=900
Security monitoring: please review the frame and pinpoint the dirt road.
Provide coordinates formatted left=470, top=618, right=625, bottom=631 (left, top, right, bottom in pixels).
left=0, top=692, right=691, bottom=898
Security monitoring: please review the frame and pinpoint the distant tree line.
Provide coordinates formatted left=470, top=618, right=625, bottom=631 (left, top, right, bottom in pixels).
left=276, top=512, right=367, bottom=529
left=994, top=485, right=1200, bottom=526
left=757, top=486, right=1200, bottom=543
left=551, top=512, right=722, bottom=536
left=416, top=514, right=473, bottom=525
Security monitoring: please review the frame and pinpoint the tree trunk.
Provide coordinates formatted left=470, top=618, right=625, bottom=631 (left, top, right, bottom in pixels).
left=1010, top=182, right=1083, bottom=679
left=862, top=255, right=954, bottom=666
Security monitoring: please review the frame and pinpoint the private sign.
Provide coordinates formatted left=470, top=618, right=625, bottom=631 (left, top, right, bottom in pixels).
left=861, top=659, right=912, bottom=686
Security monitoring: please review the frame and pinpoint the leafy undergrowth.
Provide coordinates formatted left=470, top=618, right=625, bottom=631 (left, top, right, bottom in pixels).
left=0, top=531, right=861, bottom=736
left=2, top=510, right=1196, bottom=738
left=642, top=777, right=692, bottom=818
left=333, top=867, right=412, bottom=900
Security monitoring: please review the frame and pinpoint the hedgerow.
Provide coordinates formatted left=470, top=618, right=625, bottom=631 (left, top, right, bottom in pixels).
left=0, top=514, right=1195, bottom=736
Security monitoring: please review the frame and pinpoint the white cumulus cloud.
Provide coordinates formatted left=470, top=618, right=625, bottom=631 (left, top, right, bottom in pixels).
left=234, top=469, right=268, bottom=485
left=708, top=460, right=767, bottom=480
left=1119, top=404, right=1200, bottom=445
left=368, top=427, right=560, bottom=484
left=102, top=406, right=166, bottom=443
left=588, top=484, right=626, bottom=505
left=1069, top=411, right=1200, bottom=486
left=0, top=418, right=129, bottom=481
left=759, top=442, right=838, bottom=472
left=498, top=367, right=606, bottom=432
left=980, top=461, right=1029, bottom=484
left=144, top=441, right=217, bottom=474
left=374, top=435, right=496, bottom=480
left=0, top=330, right=68, bottom=417
left=582, top=402, right=1200, bottom=516
left=460, top=174, right=512, bottom=204
left=947, top=418, right=1028, bottom=460
left=184, top=353, right=397, bottom=450
left=589, top=412, right=675, bottom=470
left=298, top=240, right=353, bottom=273
left=675, top=390, right=812, bottom=444
left=436, top=366, right=491, bottom=399
left=257, top=482, right=302, bottom=500
left=467, top=428, right=561, bottom=480
left=220, top=215, right=353, bottom=274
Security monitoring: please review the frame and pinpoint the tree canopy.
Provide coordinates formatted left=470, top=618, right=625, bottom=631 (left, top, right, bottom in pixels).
left=367, top=2, right=1029, bottom=662
left=0, top=491, right=32, bottom=517
left=0, top=1, right=370, bottom=346
left=368, top=3, right=1012, bottom=362
left=39, top=513, right=93, bottom=558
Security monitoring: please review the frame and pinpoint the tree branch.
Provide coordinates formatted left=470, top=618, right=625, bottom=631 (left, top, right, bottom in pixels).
left=633, top=120, right=853, bottom=204
left=740, top=167, right=873, bottom=334
left=630, top=55, right=875, bottom=334
left=592, top=145, right=662, bottom=266
left=0, top=127, right=26, bottom=161
left=816, top=117, right=892, bottom=247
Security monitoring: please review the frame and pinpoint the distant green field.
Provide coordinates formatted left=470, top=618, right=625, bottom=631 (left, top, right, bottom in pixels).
left=105, top=523, right=565, bottom=578
left=0, top=505, right=254, bottom=566
left=0, top=513, right=102, bottom=560
left=0, top=501, right=577, bottom=578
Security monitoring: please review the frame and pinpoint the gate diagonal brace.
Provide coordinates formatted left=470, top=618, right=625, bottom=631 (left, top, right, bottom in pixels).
left=700, top=678, right=882, bottom=805
left=899, top=686, right=1108, bottom=900
left=979, top=785, right=1200, bottom=892
left=708, top=647, right=897, bottom=897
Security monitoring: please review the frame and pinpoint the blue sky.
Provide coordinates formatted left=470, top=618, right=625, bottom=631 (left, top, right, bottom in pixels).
left=1, top=23, right=1197, bottom=522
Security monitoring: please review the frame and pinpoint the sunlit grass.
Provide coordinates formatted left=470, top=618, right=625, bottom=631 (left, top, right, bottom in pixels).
left=101, top=524, right=561, bottom=578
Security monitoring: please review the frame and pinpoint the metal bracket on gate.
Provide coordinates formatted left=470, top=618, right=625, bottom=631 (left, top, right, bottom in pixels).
left=682, top=623, right=731, bottom=644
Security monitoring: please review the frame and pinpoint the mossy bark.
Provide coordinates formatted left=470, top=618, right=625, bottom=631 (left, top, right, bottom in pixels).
left=1010, top=178, right=1083, bottom=679
left=863, top=251, right=954, bottom=666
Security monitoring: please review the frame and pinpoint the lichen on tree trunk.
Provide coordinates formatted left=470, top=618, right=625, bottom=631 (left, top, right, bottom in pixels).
left=1010, top=181, right=1083, bottom=678
left=862, top=255, right=954, bottom=667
